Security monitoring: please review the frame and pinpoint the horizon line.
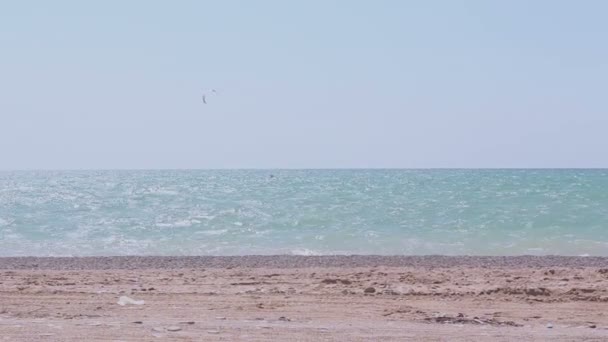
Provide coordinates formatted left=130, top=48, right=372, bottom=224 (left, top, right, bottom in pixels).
left=2, top=167, right=608, bottom=172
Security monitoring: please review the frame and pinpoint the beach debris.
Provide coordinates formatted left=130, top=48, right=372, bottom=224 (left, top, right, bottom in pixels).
left=382, top=289, right=400, bottom=295
left=479, top=287, right=551, bottom=296
left=117, top=296, right=145, bottom=306
left=216, top=316, right=226, bottom=320
left=322, top=278, right=352, bottom=285
left=364, top=287, right=376, bottom=294
left=589, top=324, right=597, bottom=329
left=26, top=306, right=44, bottom=314
left=546, top=323, right=554, bottom=329
left=278, top=316, right=291, bottom=322
left=382, top=307, right=414, bottom=316
left=132, top=321, right=143, bottom=324
left=179, top=321, right=195, bottom=325
left=425, top=314, right=522, bottom=327
left=166, top=326, right=182, bottom=332
left=207, top=330, right=221, bottom=334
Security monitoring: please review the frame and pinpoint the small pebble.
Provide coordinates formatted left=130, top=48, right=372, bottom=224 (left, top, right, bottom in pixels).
left=364, top=287, right=376, bottom=294
left=166, top=326, right=182, bottom=332
left=589, top=324, right=597, bottom=329
left=152, top=327, right=164, bottom=332
left=546, top=323, right=553, bottom=329
left=216, top=316, right=226, bottom=320
left=207, top=330, right=221, bottom=334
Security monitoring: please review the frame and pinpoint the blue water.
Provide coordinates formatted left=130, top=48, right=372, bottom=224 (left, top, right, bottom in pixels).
left=1, top=170, right=607, bottom=256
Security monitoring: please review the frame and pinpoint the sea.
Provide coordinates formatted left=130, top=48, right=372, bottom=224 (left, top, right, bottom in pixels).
left=0, top=169, right=607, bottom=257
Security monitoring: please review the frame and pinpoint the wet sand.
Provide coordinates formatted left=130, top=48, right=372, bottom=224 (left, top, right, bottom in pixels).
left=1, top=256, right=607, bottom=341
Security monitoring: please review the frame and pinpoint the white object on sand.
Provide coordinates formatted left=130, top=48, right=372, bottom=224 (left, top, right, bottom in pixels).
left=117, top=296, right=145, bottom=306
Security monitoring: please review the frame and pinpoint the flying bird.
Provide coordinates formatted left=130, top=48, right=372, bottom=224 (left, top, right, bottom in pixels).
left=202, top=89, right=217, bottom=104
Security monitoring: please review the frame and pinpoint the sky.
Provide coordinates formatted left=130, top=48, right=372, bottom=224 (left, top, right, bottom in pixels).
left=1, top=0, right=607, bottom=169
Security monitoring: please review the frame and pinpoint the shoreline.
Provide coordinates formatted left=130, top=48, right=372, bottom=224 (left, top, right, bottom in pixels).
left=0, top=255, right=607, bottom=270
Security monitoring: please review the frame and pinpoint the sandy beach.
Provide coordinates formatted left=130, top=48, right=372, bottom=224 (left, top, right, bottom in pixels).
left=1, top=256, right=607, bottom=341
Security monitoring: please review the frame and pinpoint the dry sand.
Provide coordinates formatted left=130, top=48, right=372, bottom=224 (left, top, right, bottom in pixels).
left=0, top=256, right=607, bottom=341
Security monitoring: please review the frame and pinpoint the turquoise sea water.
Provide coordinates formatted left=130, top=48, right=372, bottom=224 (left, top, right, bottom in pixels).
left=0, top=170, right=607, bottom=256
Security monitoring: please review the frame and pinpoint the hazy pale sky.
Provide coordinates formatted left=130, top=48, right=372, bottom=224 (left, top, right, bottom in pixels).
left=1, top=0, right=607, bottom=169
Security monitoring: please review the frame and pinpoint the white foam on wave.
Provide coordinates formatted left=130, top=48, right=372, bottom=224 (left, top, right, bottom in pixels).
left=174, top=220, right=193, bottom=227
left=146, top=187, right=179, bottom=196
left=196, top=229, right=228, bottom=236
left=195, top=215, right=216, bottom=220
left=156, top=219, right=200, bottom=228
left=290, top=248, right=323, bottom=256
left=0, top=218, right=13, bottom=227
left=527, top=247, right=545, bottom=252
left=2, top=231, right=20, bottom=240
left=364, top=231, right=379, bottom=238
